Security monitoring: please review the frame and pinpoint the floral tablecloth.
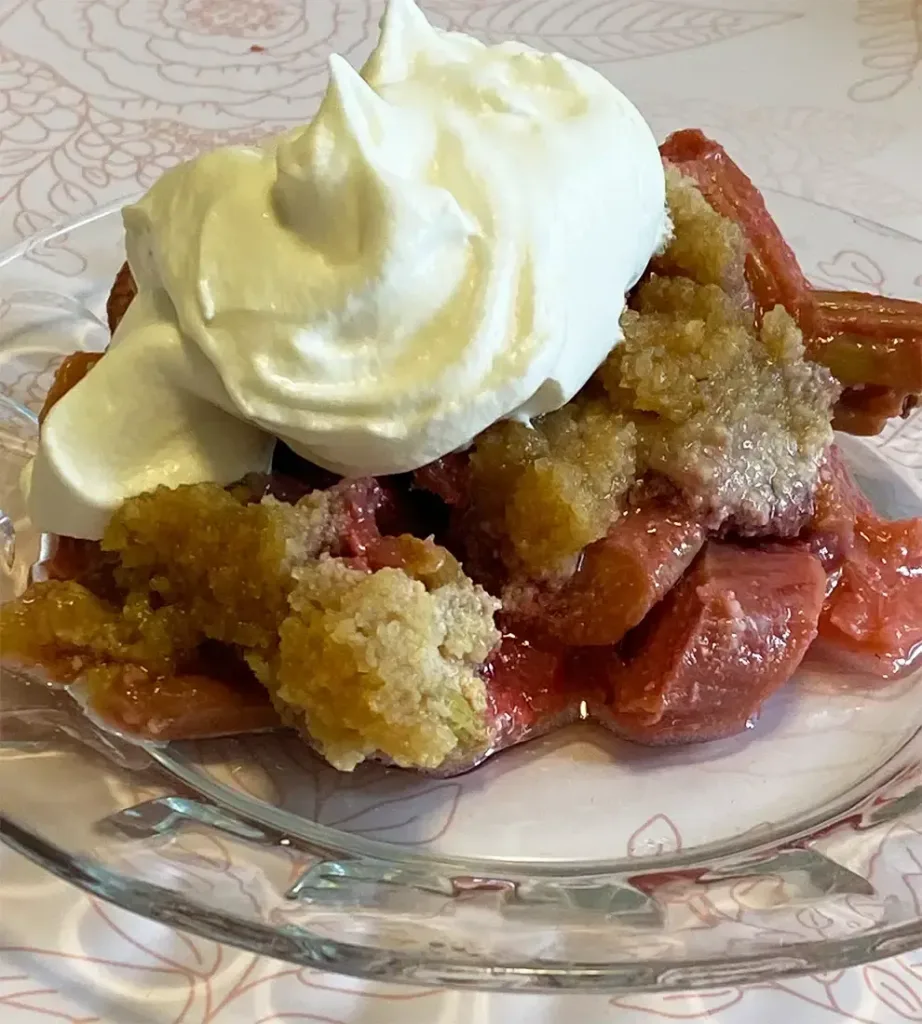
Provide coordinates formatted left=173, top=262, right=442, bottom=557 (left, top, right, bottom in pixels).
left=2, top=0, right=922, bottom=1020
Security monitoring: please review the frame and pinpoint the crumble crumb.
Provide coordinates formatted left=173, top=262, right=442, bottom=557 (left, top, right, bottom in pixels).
left=601, top=276, right=839, bottom=534
left=654, top=166, right=748, bottom=299
left=266, top=558, right=500, bottom=770
left=468, top=399, right=637, bottom=578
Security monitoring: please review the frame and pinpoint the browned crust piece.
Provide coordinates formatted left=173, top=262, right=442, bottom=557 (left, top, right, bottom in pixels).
left=106, top=262, right=137, bottom=336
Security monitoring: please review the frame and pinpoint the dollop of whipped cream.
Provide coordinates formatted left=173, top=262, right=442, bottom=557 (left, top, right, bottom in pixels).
left=27, top=0, right=669, bottom=540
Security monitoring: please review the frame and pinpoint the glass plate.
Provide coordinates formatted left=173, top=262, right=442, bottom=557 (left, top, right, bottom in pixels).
left=2, top=200, right=922, bottom=994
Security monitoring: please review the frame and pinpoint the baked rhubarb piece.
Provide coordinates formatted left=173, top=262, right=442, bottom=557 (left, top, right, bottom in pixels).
left=83, top=659, right=281, bottom=741
left=470, top=627, right=579, bottom=768
left=39, top=352, right=103, bottom=424
left=595, top=544, right=827, bottom=744
left=659, top=129, right=814, bottom=328
left=800, top=445, right=873, bottom=571
left=790, top=442, right=922, bottom=678
left=106, top=261, right=137, bottom=334
left=509, top=492, right=706, bottom=647
left=813, top=291, right=922, bottom=390
left=819, top=513, right=922, bottom=679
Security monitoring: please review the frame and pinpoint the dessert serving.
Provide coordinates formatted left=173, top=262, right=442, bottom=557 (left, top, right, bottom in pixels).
left=2, top=0, right=921, bottom=777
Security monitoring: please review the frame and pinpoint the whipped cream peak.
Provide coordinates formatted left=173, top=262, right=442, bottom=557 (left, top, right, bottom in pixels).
left=275, top=54, right=475, bottom=265
left=27, top=0, right=670, bottom=540
left=364, top=0, right=438, bottom=82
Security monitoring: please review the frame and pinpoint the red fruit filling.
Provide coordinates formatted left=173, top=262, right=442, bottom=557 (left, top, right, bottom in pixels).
left=595, top=543, right=827, bottom=745
left=819, top=514, right=922, bottom=679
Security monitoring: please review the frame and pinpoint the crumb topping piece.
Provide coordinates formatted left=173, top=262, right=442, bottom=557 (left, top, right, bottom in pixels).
left=2, top=484, right=335, bottom=676
left=468, top=399, right=637, bottom=579
left=603, top=275, right=838, bottom=534
left=263, top=558, right=499, bottom=771
left=1, top=482, right=500, bottom=770
left=653, top=166, right=748, bottom=299
left=104, top=483, right=333, bottom=654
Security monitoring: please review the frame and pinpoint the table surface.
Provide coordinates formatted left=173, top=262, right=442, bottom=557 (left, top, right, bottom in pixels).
left=2, top=0, right=922, bottom=1020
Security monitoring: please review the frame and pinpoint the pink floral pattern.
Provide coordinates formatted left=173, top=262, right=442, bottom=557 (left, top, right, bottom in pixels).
left=850, top=0, right=922, bottom=103
left=1, top=0, right=922, bottom=1022
left=445, top=0, right=802, bottom=62
left=181, top=0, right=302, bottom=37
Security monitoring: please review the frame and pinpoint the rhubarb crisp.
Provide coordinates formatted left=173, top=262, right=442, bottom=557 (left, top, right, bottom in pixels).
left=3, top=130, right=922, bottom=775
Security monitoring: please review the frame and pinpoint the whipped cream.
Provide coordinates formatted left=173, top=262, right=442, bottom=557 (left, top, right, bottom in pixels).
left=27, top=0, right=669, bottom=540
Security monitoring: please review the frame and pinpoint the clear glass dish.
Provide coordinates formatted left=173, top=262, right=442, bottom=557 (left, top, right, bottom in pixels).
left=2, top=200, right=922, bottom=994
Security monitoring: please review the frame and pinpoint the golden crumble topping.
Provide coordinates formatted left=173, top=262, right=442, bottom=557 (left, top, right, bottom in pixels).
left=1, top=484, right=335, bottom=677
left=104, top=483, right=337, bottom=653
left=255, top=558, right=499, bottom=771
left=1, top=579, right=162, bottom=678
left=468, top=399, right=637, bottom=578
left=602, top=276, right=838, bottom=533
left=654, top=166, right=748, bottom=298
